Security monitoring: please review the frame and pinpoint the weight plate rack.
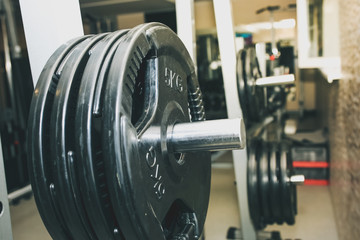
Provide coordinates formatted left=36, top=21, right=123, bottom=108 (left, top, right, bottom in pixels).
left=247, top=139, right=299, bottom=230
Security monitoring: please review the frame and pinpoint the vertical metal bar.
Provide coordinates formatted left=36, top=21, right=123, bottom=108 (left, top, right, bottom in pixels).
left=0, top=4, right=14, bottom=240
left=2, top=0, right=22, bottom=59
left=175, top=0, right=196, bottom=65
left=0, top=15, right=17, bottom=125
left=18, top=0, right=84, bottom=85
left=269, top=10, right=276, bottom=74
left=256, top=43, right=267, bottom=77
left=212, top=1, right=257, bottom=239
left=296, top=0, right=310, bottom=67
left=0, top=135, right=14, bottom=240
left=1, top=15, right=26, bottom=185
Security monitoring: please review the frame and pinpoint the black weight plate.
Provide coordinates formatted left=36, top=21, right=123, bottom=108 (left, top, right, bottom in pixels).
left=102, top=23, right=210, bottom=239
left=258, top=141, right=271, bottom=224
left=244, top=48, right=266, bottom=123
left=247, top=139, right=262, bottom=230
left=50, top=34, right=108, bottom=240
left=236, top=49, right=248, bottom=121
left=279, top=144, right=295, bottom=225
left=270, top=143, right=282, bottom=224
left=27, top=35, right=90, bottom=240
left=75, top=30, right=129, bottom=239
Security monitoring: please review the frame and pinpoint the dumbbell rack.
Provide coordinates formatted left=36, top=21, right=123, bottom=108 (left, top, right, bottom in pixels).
left=0, top=0, right=257, bottom=239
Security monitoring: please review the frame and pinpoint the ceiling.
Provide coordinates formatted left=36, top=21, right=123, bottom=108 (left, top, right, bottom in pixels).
left=79, top=0, right=296, bottom=20
left=232, top=0, right=297, bottom=24
left=79, top=0, right=175, bottom=16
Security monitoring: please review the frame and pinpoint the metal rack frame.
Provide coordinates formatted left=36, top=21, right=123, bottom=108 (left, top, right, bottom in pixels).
left=212, top=1, right=257, bottom=239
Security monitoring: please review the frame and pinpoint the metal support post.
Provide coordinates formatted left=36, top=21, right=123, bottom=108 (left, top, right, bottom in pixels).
left=175, top=0, right=196, bottom=64
left=0, top=136, right=13, bottom=240
left=2, top=0, right=22, bottom=58
left=0, top=2, right=16, bottom=239
left=213, top=0, right=257, bottom=239
left=19, top=0, right=84, bottom=84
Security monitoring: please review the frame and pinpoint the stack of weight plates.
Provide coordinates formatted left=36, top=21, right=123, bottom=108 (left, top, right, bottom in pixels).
left=247, top=139, right=297, bottom=230
left=27, top=23, right=211, bottom=240
left=236, top=48, right=266, bottom=124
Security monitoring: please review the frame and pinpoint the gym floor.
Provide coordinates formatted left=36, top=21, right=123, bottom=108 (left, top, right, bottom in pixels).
left=9, top=152, right=338, bottom=240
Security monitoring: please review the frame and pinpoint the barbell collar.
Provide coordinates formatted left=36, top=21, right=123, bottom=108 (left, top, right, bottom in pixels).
left=169, top=118, right=246, bottom=152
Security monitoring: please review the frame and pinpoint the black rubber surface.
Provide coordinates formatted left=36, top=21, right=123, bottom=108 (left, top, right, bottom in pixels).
left=27, top=35, right=90, bottom=240
left=75, top=30, right=129, bottom=239
left=50, top=34, right=107, bottom=240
